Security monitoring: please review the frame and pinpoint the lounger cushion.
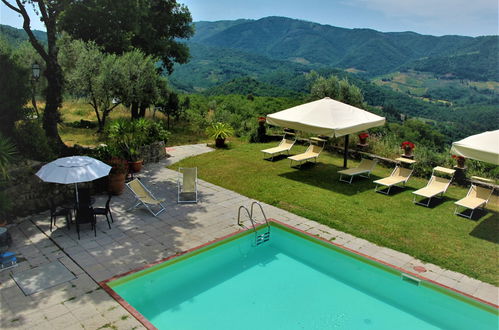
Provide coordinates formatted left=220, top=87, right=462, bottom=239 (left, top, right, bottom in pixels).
left=338, top=159, right=376, bottom=176
left=373, top=176, right=407, bottom=187
left=455, top=197, right=487, bottom=210
left=262, top=146, right=289, bottom=154
left=413, top=177, right=450, bottom=198
left=338, top=168, right=370, bottom=176
left=288, top=153, right=318, bottom=161
left=261, top=139, right=294, bottom=155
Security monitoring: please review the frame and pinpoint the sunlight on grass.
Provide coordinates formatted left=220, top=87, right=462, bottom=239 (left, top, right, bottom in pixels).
left=57, top=99, right=208, bottom=147
left=172, top=141, right=499, bottom=285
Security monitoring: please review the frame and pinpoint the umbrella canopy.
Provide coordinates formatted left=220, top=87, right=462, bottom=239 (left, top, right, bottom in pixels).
left=36, top=156, right=111, bottom=184
left=267, top=97, right=386, bottom=167
left=451, top=130, right=499, bottom=165
left=266, top=97, right=385, bottom=138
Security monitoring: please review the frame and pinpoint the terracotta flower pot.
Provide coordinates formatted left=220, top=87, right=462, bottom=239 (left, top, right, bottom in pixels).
left=108, top=173, right=126, bottom=195
left=128, top=160, right=143, bottom=173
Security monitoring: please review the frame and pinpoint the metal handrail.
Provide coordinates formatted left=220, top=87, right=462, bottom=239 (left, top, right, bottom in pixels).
left=237, top=205, right=256, bottom=231
left=250, top=201, right=269, bottom=228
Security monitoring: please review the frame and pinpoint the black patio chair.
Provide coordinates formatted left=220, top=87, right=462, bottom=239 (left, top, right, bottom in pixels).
left=75, top=203, right=96, bottom=240
left=93, top=194, right=113, bottom=229
left=77, top=188, right=92, bottom=207
left=48, top=199, right=72, bottom=231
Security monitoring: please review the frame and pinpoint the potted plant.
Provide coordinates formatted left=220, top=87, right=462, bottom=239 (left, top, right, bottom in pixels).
left=94, top=144, right=128, bottom=195
left=206, top=122, right=234, bottom=148
left=401, top=141, right=415, bottom=157
left=452, top=155, right=466, bottom=168
left=358, top=132, right=369, bottom=145
left=107, top=118, right=146, bottom=173
left=107, top=157, right=128, bottom=195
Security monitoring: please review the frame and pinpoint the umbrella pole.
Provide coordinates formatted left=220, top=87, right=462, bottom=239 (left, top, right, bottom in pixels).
left=75, top=183, right=79, bottom=208
left=343, top=135, right=349, bottom=168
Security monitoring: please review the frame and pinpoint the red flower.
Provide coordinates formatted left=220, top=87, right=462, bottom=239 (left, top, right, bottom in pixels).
left=451, top=155, right=465, bottom=160
left=358, top=132, right=369, bottom=139
left=257, top=116, right=266, bottom=122
left=401, top=141, right=415, bottom=149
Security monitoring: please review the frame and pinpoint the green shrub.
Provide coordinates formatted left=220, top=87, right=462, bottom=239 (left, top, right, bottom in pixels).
left=205, top=122, right=234, bottom=140
left=0, top=133, right=16, bottom=179
left=13, top=120, right=56, bottom=161
left=105, top=118, right=170, bottom=161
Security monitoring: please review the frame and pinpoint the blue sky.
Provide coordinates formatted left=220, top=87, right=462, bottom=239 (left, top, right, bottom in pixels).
left=1, top=0, right=497, bottom=36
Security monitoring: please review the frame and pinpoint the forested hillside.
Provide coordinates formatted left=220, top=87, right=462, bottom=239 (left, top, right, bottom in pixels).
left=189, top=17, right=497, bottom=80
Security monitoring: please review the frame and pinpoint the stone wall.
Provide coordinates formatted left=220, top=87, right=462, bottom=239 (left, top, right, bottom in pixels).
left=1, top=160, right=74, bottom=222
left=140, top=141, right=168, bottom=164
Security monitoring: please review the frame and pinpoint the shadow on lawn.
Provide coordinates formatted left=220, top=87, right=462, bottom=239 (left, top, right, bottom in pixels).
left=469, top=212, right=499, bottom=244
left=279, top=162, right=376, bottom=196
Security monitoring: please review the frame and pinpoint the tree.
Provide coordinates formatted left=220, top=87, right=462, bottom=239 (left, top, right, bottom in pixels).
left=58, top=0, right=194, bottom=74
left=111, top=49, right=162, bottom=119
left=310, top=73, right=365, bottom=108
left=59, top=38, right=121, bottom=131
left=1, top=0, right=66, bottom=150
left=59, top=0, right=193, bottom=119
left=159, top=91, right=180, bottom=129
left=0, top=39, right=30, bottom=136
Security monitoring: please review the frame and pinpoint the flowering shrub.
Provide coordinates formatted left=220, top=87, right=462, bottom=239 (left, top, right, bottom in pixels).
left=401, top=141, right=415, bottom=150
left=358, top=132, right=369, bottom=139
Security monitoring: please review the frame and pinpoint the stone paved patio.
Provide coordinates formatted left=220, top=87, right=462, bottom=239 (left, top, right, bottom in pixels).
left=1, top=144, right=497, bottom=329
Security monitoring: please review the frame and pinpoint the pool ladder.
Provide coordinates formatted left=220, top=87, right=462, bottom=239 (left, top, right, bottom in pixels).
left=237, top=202, right=270, bottom=246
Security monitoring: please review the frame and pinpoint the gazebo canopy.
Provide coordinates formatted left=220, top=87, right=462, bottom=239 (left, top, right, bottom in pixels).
left=266, top=97, right=385, bottom=138
left=266, top=97, right=386, bottom=167
left=450, top=130, right=499, bottom=165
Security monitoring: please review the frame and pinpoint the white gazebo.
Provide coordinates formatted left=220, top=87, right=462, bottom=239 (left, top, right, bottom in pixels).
left=266, top=97, right=386, bottom=167
left=451, top=130, right=499, bottom=165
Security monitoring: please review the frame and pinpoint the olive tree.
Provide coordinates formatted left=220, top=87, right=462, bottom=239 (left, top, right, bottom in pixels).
left=60, top=38, right=121, bottom=131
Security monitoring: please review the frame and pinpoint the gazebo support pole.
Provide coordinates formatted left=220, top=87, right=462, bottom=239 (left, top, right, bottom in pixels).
left=343, top=135, right=349, bottom=168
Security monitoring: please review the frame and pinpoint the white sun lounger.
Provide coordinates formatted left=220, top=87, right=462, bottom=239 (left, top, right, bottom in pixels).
left=374, top=166, right=413, bottom=195
left=288, top=137, right=325, bottom=168
left=413, top=166, right=456, bottom=207
left=261, top=137, right=296, bottom=160
left=338, top=158, right=378, bottom=184
left=454, top=179, right=494, bottom=219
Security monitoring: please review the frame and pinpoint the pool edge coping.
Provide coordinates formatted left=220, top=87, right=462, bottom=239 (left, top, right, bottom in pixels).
left=99, top=219, right=498, bottom=329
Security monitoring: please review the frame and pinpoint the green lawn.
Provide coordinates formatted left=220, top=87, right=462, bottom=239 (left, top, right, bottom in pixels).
left=171, top=140, right=499, bottom=285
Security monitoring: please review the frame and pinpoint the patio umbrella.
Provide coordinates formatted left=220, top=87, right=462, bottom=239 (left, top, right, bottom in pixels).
left=35, top=156, right=112, bottom=203
left=266, top=97, right=386, bottom=167
left=450, top=130, right=499, bottom=165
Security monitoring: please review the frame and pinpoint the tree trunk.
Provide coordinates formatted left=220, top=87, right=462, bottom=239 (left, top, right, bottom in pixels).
left=138, top=103, right=147, bottom=118
left=100, top=110, right=110, bottom=133
left=131, top=102, right=139, bottom=119
left=43, top=57, right=65, bottom=151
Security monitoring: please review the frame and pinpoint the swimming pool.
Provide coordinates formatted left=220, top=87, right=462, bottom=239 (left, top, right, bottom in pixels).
left=103, top=221, right=498, bottom=329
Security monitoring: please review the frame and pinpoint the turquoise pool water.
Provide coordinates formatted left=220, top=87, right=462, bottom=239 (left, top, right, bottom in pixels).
left=108, top=222, right=498, bottom=329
